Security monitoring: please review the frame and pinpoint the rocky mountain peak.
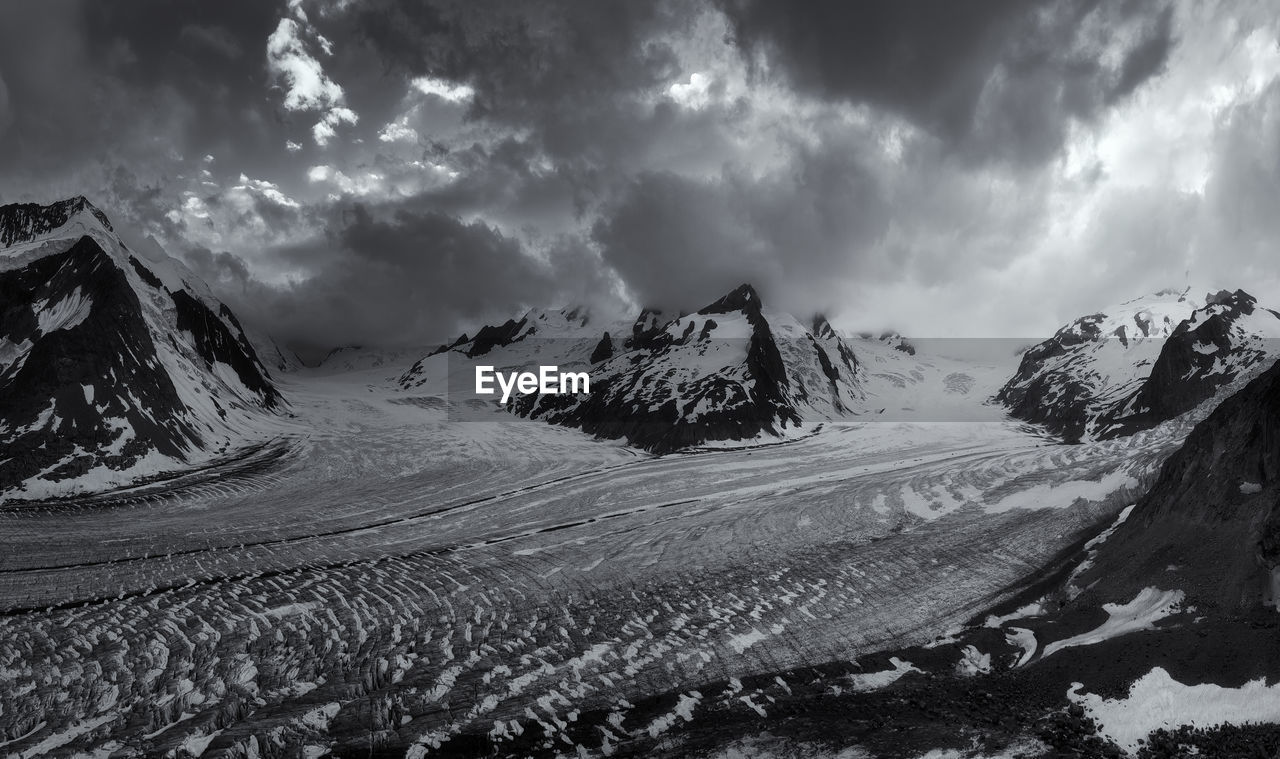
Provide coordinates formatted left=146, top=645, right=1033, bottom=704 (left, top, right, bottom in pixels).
left=697, top=283, right=761, bottom=316
left=811, top=314, right=836, bottom=340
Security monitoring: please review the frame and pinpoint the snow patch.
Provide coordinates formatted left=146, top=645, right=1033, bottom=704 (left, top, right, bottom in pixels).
left=1004, top=628, right=1037, bottom=667
left=729, top=628, right=768, bottom=654
left=954, top=645, right=992, bottom=676
left=1070, top=667, right=1280, bottom=753
left=1043, top=588, right=1184, bottom=659
left=846, top=658, right=920, bottom=692
left=984, top=601, right=1044, bottom=629
left=35, top=286, right=92, bottom=334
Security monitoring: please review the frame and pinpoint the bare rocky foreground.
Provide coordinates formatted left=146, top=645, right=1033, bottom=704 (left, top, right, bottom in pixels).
left=0, top=372, right=1188, bottom=758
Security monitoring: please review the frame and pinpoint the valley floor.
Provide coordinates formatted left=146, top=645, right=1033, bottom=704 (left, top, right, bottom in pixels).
left=0, top=369, right=1205, bottom=757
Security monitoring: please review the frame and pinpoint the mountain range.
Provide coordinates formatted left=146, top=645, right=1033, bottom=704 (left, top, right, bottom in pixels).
left=5, top=196, right=1280, bottom=494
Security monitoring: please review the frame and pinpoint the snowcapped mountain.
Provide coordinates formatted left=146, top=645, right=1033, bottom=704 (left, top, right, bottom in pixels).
left=0, top=196, right=282, bottom=499
left=1095, top=289, right=1280, bottom=439
left=996, top=288, right=1280, bottom=442
left=399, top=285, right=866, bottom=452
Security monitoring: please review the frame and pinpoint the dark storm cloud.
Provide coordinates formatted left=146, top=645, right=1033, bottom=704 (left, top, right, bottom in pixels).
left=594, top=132, right=893, bottom=314
left=1, top=0, right=651, bottom=353
left=0, top=1, right=284, bottom=179
left=188, top=199, right=604, bottom=356
left=394, top=136, right=597, bottom=223
left=594, top=172, right=773, bottom=311
left=0, top=0, right=105, bottom=173
left=717, top=0, right=1176, bottom=165
left=0, top=69, right=11, bottom=131
left=346, top=0, right=695, bottom=165
left=1200, top=77, right=1280, bottom=277
left=179, top=23, right=247, bottom=60
left=351, top=2, right=678, bottom=112
left=337, top=0, right=1182, bottom=323
left=8, top=0, right=1277, bottom=348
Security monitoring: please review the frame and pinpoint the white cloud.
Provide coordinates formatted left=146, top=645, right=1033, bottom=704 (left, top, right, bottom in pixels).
left=306, top=164, right=384, bottom=196
left=265, top=12, right=358, bottom=146
left=411, top=76, right=475, bottom=104
left=378, top=118, right=419, bottom=143
left=312, top=106, right=358, bottom=146
left=266, top=18, right=343, bottom=111
left=159, top=175, right=311, bottom=273
left=286, top=140, right=303, bottom=152
left=667, top=72, right=712, bottom=109
left=1076, top=11, right=1280, bottom=197
left=174, top=192, right=211, bottom=222
left=232, top=174, right=301, bottom=209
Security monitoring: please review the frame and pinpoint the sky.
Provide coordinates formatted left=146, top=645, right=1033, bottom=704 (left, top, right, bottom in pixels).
left=2, top=0, right=1280, bottom=355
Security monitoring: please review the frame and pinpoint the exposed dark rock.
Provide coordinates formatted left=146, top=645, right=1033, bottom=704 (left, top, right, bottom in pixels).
left=399, top=285, right=859, bottom=453
left=590, top=332, right=613, bottom=363
left=697, top=283, right=761, bottom=316
left=128, top=256, right=164, bottom=288
left=625, top=307, right=691, bottom=351
left=876, top=330, right=917, bottom=355
left=811, top=314, right=836, bottom=340
left=428, top=333, right=469, bottom=358
left=996, top=340, right=1098, bottom=443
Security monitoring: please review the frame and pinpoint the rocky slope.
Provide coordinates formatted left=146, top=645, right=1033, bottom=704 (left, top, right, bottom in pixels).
left=1084, top=352, right=1280, bottom=610
left=0, top=197, right=282, bottom=499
